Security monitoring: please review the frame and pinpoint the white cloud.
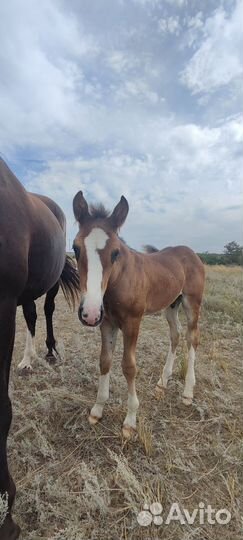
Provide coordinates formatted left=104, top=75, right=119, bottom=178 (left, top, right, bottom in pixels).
left=114, top=78, right=160, bottom=104
left=0, top=0, right=241, bottom=252
left=0, top=0, right=99, bottom=154
left=106, top=50, right=138, bottom=73
left=179, top=11, right=204, bottom=49
left=161, top=0, right=186, bottom=6
left=180, top=1, right=243, bottom=94
left=23, top=114, right=243, bottom=251
left=158, top=16, right=181, bottom=35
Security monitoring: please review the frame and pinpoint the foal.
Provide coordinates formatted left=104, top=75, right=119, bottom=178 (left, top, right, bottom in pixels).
left=73, top=192, right=205, bottom=438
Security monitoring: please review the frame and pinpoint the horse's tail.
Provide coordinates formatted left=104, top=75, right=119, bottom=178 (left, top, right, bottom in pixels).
left=143, top=244, right=159, bottom=253
left=59, top=255, right=80, bottom=309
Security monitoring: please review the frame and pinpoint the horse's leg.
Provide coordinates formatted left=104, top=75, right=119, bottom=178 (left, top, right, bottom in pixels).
left=0, top=297, right=20, bottom=540
left=89, top=318, right=118, bottom=425
left=121, top=319, right=140, bottom=439
left=155, top=304, right=181, bottom=398
left=182, top=294, right=201, bottom=405
left=17, top=301, right=37, bottom=373
left=44, top=282, right=60, bottom=363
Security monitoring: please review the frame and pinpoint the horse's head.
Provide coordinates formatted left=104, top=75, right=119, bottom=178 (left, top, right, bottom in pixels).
left=73, top=191, right=129, bottom=327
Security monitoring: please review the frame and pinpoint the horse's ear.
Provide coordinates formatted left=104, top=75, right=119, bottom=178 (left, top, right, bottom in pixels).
left=73, top=191, right=90, bottom=224
left=109, top=196, right=129, bottom=231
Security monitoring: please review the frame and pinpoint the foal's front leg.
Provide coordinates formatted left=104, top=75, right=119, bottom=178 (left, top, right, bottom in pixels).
left=122, top=319, right=140, bottom=439
left=89, top=318, right=118, bottom=425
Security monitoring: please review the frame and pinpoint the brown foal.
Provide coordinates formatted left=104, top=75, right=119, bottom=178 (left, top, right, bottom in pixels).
left=73, top=191, right=205, bottom=438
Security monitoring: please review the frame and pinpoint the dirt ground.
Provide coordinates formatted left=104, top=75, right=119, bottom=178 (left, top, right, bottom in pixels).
left=5, top=266, right=243, bottom=539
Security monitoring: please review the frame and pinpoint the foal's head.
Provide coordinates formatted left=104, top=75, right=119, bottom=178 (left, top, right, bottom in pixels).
left=73, top=191, right=129, bottom=327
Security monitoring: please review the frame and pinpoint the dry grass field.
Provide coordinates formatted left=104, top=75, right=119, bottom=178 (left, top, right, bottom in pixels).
left=3, top=265, right=243, bottom=539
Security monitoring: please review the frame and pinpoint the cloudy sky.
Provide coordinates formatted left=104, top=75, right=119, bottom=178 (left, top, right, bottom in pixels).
left=0, top=0, right=242, bottom=252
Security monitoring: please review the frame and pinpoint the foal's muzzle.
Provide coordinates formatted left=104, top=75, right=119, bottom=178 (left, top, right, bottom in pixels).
left=78, top=304, right=104, bottom=327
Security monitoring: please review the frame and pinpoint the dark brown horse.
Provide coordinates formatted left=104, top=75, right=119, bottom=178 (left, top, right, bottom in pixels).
left=72, top=192, right=205, bottom=439
left=0, top=159, right=79, bottom=540
left=17, top=194, right=78, bottom=373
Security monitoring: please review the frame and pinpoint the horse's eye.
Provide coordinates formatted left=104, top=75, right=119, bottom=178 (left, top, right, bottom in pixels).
left=73, top=245, right=80, bottom=260
left=111, top=249, right=120, bottom=264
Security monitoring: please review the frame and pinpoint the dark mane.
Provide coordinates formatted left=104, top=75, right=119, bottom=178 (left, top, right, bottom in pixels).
left=89, top=203, right=110, bottom=219
left=143, top=244, right=159, bottom=253
left=119, top=237, right=138, bottom=253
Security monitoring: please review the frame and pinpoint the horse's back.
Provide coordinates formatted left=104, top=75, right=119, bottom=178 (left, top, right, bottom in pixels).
left=143, top=245, right=205, bottom=311
left=29, top=193, right=66, bottom=232
left=158, top=245, right=204, bottom=273
left=158, top=245, right=205, bottom=299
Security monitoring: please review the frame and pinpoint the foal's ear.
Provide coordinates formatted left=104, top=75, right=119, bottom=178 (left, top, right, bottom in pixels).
left=73, top=191, right=90, bottom=224
left=109, top=196, right=129, bottom=231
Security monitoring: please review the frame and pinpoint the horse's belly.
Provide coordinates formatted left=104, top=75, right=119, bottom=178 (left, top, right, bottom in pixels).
left=145, top=276, right=184, bottom=314
left=22, top=235, right=66, bottom=301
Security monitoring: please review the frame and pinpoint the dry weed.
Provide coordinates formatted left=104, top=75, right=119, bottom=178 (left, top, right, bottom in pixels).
left=7, top=265, right=242, bottom=539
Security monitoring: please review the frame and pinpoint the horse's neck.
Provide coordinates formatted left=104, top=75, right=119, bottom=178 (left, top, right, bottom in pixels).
left=109, top=243, right=145, bottom=289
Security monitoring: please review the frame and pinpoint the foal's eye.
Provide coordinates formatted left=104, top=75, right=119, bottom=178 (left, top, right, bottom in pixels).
left=73, top=245, right=80, bottom=260
left=111, top=249, right=120, bottom=264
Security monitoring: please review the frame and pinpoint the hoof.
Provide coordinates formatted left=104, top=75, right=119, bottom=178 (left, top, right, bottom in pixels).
left=0, top=514, right=21, bottom=540
left=17, top=365, right=33, bottom=376
left=155, top=384, right=165, bottom=400
left=88, top=414, right=101, bottom=426
left=45, top=350, right=60, bottom=365
left=167, top=376, right=173, bottom=388
left=182, top=396, right=193, bottom=406
left=122, top=425, right=136, bottom=440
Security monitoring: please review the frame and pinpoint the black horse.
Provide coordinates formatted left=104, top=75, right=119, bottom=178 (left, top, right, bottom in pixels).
left=0, top=159, right=79, bottom=539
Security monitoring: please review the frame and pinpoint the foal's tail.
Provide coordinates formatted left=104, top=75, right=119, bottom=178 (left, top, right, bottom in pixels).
left=59, top=255, right=80, bottom=309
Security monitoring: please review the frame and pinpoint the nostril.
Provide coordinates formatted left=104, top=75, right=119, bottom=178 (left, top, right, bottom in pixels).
left=98, top=307, right=104, bottom=323
left=78, top=306, right=83, bottom=320
left=83, top=312, right=88, bottom=319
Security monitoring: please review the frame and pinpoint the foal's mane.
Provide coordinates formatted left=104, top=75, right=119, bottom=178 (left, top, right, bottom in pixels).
left=86, top=207, right=158, bottom=257
left=89, top=204, right=110, bottom=219
left=143, top=244, right=159, bottom=253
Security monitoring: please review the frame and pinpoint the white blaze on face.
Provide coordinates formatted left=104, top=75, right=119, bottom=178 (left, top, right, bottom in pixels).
left=83, top=228, right=108, bottom=324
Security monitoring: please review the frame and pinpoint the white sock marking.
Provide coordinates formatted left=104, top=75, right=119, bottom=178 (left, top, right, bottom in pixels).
left=183, top=346, right=196, bottom=399
left=124, top=391, right=139, bottom=430
left=160, top=343, right=176, bottom=388
left=18, top=330, right=36, bottom=370
left=83, top=228, right=108, bottom=318
left=91, top=373, right=110, bottom=419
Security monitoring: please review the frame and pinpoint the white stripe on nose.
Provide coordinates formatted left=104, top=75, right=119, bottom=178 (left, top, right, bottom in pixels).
left=83, top=228, right=108, bottom=324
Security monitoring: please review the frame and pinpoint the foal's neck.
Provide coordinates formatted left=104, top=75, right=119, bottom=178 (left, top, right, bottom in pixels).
left=110, top=238, right=144, bottom=284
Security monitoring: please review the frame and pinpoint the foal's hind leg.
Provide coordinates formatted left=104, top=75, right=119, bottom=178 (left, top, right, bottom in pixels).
left=155, top=303, right=181, bottom=398
left=44, top=282, right=60, bottom=363
left=182, top=295, right=201, bottom=405
left=89, top=318, right=118, bottom=425
left=18, top=300, right=37, bottom=373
